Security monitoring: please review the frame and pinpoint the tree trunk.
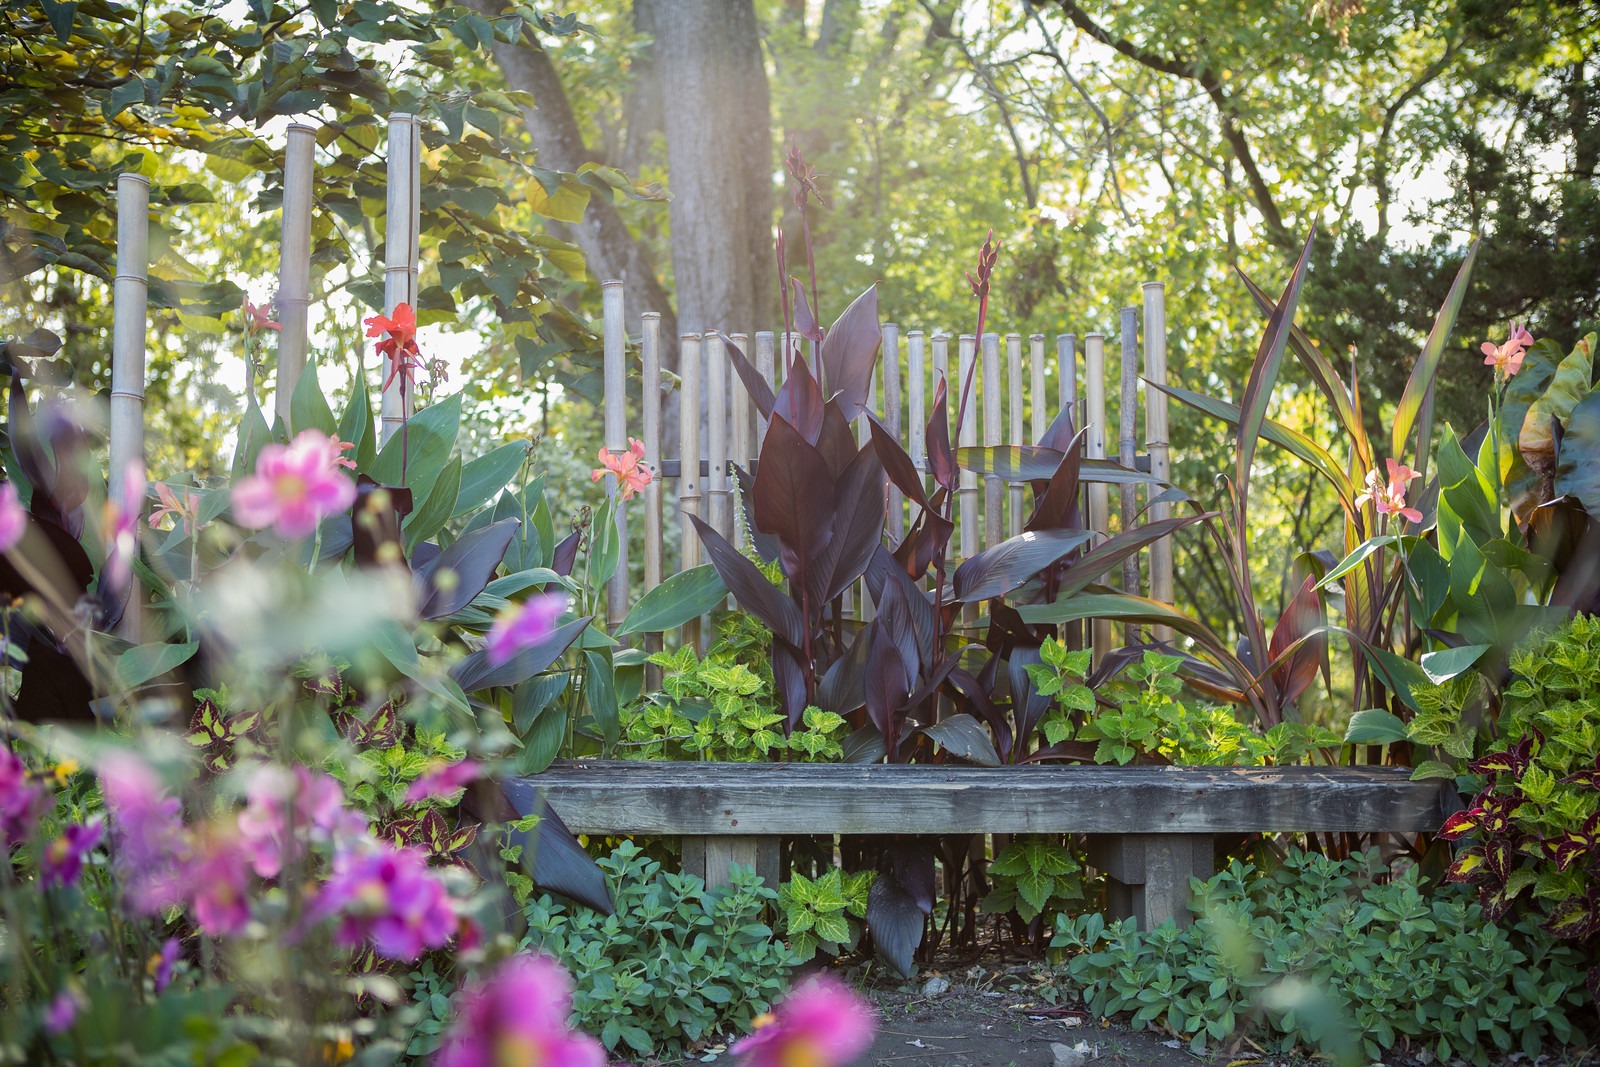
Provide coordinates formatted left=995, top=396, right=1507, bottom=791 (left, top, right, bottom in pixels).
left=645, top=0, right=775, bottom=337
left=464, top=0, right=677, bottom=340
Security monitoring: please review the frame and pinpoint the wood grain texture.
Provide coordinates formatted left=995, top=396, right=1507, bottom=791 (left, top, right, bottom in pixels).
left=523, top=761, right=1446, bottom=836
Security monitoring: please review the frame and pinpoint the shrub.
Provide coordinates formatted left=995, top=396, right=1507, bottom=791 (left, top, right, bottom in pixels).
left=520, top=840, right=798, bottom=1057
left=778, top=865, right=874, bottom=962
left=1052, top=849, right=1587, bottom=1063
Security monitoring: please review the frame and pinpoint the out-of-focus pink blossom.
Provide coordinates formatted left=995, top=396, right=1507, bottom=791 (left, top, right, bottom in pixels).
left=241, top=297, right=282, bottom=336
left=43, top=988, right=84, bottom=1034
left=237, top=764, right=363, bottom=879
left=99, top=753, right=191, bottom=915
left=0, top=748, right=47, bottom=847
left=322, top=843, right=456, bottom=961
left=104, top=460, right=145, bottom=592
left=150, top=937, right=180, bottom=992
left=41, top=819, right=103, bottom=889
left=433, top=955, right=605, bottom=1067
left=730, top=975, right=876, bottom=1067
left=405, top=760, right=480, bottom=804
left=232, top=430, right=358, bottom=540
left=590, top=438, right=654, bottom=501
left=149, top=482, right=200, bottom=535
left=1482, top=323, right=1534, bottom=379
left=485, top=593, right=567, bottom=666
left=1356, top=458, right=1423, bottom=525
left=189, top=829, right=253, bottom=937
left=0, top=482, right=26, bottom=552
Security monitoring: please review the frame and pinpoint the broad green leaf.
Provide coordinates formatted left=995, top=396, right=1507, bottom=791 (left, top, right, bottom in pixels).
left=583, top=650, right=619, bottom=748
left=338, top=382, right=376, bottom=473
left=616, top=564, right=729, bottom=636
left=404, top=454, right=461, bottom=550
left=370, top=393, right=461, bottom=500
left=454, top=441, right=531, bottom=518
left=1318, top=535, right=1398, bottom=590
left=1555, top=388, right=1600, bottom=520
left=1419, top=644, right=1489, bottom=684
left=1392, top=238, right=1480, bottom=464
left=288, top=360, right=337, bottom=437
left=115, top=640, right=198, bottom=690
left=1343, top=708, right=1408, bottom=745
left=231, top=392, right=272, bottom=479
left=1519, top=335, right=1595, bottom=465
left=525, top=174, right=590, bottom=224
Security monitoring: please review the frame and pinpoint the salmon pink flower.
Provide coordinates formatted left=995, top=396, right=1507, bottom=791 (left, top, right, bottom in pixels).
left=730, top=975, right=876, bottom=1067
left=486, top=592, right=567, bottom=666
left=434, top=955, right=605, bottom=1067
left=241, top=297, right=281, bottom=336
left=321, top=842, right=456, bottom=961
left=41, top=819, right=103, bottom=888
left=1357, top=458, right=1423, bottom=524
left=232, top=430, right=358, bottom=540
left=405, top=759, right=480, bottom=804
left=364, top=302, right=424, bottom=393
left=149, top=482, right=200, bottom=535
left=590, top=438, right=653, bottom=501
left=0, top=482, right=25, bottom=552
left=1482, top=323, right=1534, bottom=379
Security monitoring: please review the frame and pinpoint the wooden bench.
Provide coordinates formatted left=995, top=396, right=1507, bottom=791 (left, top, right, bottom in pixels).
left=513, top=760, right=1447, bottom=929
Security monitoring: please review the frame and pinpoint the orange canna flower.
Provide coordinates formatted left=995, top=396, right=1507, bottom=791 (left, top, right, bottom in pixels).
left=590, top=437, right=653, bottom=501
left=363, top=303, right=424, bottom=392
left=1481, top=323, right=1534, bottom=380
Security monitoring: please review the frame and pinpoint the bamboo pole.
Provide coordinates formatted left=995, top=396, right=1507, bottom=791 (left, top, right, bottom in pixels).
left=602, top=281, right=629, bottom=631
left=380, top=113, right=421, bottom=446
left=1007, top=333, right=1024, bottom=537
left=1119, top=306, right=1142, bottom=644
left=957, top=335, right=978, bottom=624
left=642, top=312, right=663, bottom=596
left=1085, top=332, right=1110, bottom=666
left=883, top=322, right=903, bottom=541
left=1059, top=334, right=1078, bottom=423
left=908, top=330, right=927, bottom=472
left=679, top=333, right=703, bottom=649
left=729, top=332, right=751, bottom=548
left=982, top=332, right=1002, bottom=549
left=110, top=172, right=149, bottom=491
left=1144, top=283, right=1174, bottom=639
left=707, top=328, right=730, bottom=539
left=755, top=331, right=776, bottom=450
left=1029, top=334, right=1047, bottom=443
left=275, top=123, right=315, bottom=425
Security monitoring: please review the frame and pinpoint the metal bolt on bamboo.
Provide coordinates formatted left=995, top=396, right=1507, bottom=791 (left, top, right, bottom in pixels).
left=1143, top=283, right=1174, bottom=640
left=1085, top=332, right=1111, bottom=667
left=602, top=280, right=629, bottom=631
left=982, top=332, right=1003, bottom=549
left=1119, top=306, right=1143, bottom=643
left=275, top=123, right=316, bottom=424
left=380, top=113, right=421, bottom=446
left=1007, top=333, right=1024, bottom=538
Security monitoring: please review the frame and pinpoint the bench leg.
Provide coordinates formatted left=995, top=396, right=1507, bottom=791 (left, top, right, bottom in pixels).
left=1089, top=834, right=1213, bottom=930
left=681, top=835, right=782, bottom=890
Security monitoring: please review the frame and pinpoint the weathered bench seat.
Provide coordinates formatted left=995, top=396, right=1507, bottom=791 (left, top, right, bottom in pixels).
left=514, top=760, right=1448, bottom=928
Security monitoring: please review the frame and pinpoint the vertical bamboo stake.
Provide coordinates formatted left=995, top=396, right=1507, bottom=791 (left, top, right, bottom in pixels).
left=729, top=332, right=751, bottom=548
left=642, top=312, right=663, bottom=596
left=908, top=330, right=927, bottom=472
left=380, top=113, right=420, bottom=446
left=1118, top=307, right=1142, bottom=643
left=933, top=333, right=950, bottom=412
left=883, top=322, right=903, bottom=541
left=1059, top=334, right=1078, bottom=422
left=276, top=123, right=315, bottom=425
left=1144, top=283, right=1174, bottom=640
left=755, top=332, right=776, bottom=450
left=1007, top=333, right=1024, bottom=537
left=1029, top=334, right=1047, bottom=442
left=110, top=172, right=149, bottom=492
left=678, top=334, right=703, bottom=649
left=1085, top=332, right=1110, bottom=666
left=958, top=334, right=978, bottom=625
left=707, top=330, right=729, bottom=539
left=982, top=333, right=1002, bottom=549
left=602, top=281, right=630, bottom=631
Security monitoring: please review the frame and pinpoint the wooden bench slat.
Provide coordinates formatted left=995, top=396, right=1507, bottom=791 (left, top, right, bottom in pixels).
left=508, top=760, right=1445, bottom=837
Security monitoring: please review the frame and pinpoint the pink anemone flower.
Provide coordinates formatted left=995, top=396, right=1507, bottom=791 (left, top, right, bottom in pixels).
left=730, top=975, right=877, bottom=1067
left=485, top=593, right=567, bottom=666
left=434, top=955, right=605, bottom=1067
left=232, top=430, right=358, bottom=540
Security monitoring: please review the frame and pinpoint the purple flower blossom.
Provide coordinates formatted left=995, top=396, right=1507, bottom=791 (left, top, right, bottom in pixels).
left=485, top=593, right=567, bottom=666
left=41, top=819, right=103, bottom=889
left=434, top=954, right=605, bottom=1067
left=405, top=760, right=480, bottom=804
left=237, top=764, right=364, bottom=879
left=189, top=830, right=254, bottom=937
left=0, top=482, right=26, bottom=552
left=99, top=753, right=191, bottom=915
left=150, top=937, right=180, bottom=992
left=0, top=747, right=47, bottom=847
left=43, top=988, right=84, bottom=1035
left=232, top=430, right=358, bottom=540
left=322, top=843, right=456, bottom=961
left=730, top=975, right=876, bottom=1067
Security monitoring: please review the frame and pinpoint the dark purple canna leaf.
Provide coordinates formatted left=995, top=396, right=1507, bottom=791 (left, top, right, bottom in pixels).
left=1237, top=222, right=1316, bottom=515
left=818, top=285, right=881, bottom=423
left=812, top=446, right=886, bottom=606
left=1007, top=645, right=1052, bottom=756
left=892, top=496, right=954, bottom=580
left=415, top=517, right=520, bottom=619
left=816, top=403, right=859, bottom=478
left=352, top=476, right=414, bottom=569
left=868, top=415, right=928, bottom=507
left=926, top=377, right=957, bottom=492
left=1266, top=574, right=1326, bottom=707
left=866, top=865, right=925, bottom=976
left=689, top=514, right=806, bottom=648
left=952, top=528, right=1095, bottom=603
left=817, top=628, right=870, bottom=715
left=1026, top=428, right=1088, bottom=531
left=866, top=546, right=935, bottom=665
left=1035, top=402, right=1080, bottom=454
left=730, top=464, right=781, bottom=563
left=790, top=277, right=823, bottom=343
left=754, top=416, right=836, bottom=579
left=771, top=639, right=809, bottom=728
left=551, top=528, right=582, bottom=576
left=923, top=713, right=1001, bottom=767
left=451, top=615, right=591, bottom=692
left=959, top=446, right=1160, bottom=486
left=864, top=621, right=911, bottom=749
left=1052, top=514, right=1211, bottom=600
left=772, top=355, right=825, bottom=444
left=716, top=332, right=776, bottom=420
left=946, top=666, right=1012, bottom=758
left=492, top=781, right=614, bottom=915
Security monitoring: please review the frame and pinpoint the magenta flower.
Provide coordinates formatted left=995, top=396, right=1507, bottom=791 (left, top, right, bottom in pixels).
left=99, top=753, right=191, bottom=915
left=188, top=830, right=254, bottom=937
left=150, top=937, right=180, bottom=992
left=41, top=819, right=103, bottom=889
left=730, top=975, right=876, bottom=1067
left=232, top=430, right=358, bottom=540
left=434, top=954, right=605, bottom=1067
left=405, top=760, right=480, bottom=804
left=237, top=764, right=364, bottom=879
left=43, top=987, right=84, bottom=1035
left=322, top=843, right=456, bottom=961
left=0, top=748, right=47, bottom=847
left=0, top=482, right=26, bottom=552
left=485, top=592, right=567, bottom=666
